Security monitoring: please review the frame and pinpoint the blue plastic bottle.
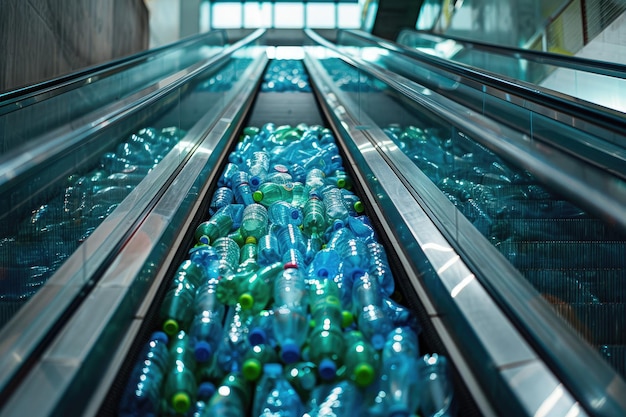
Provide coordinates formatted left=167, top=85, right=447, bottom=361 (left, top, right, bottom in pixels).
left=189, top=281, right=227, bottom=363
left=374, top=326, right=421, bottom=417
left=187, top=381, right=217, bottom=417
left=248, top=151, right=271, bottom=190
left=209, top=187, right=235, bottom=216
left=367, top=241, right=395, bottom=297
left=418, top=354, right=457, bottom=417
left=215, top=303, right=253, bottom=374
left=253, top=363, right=305, bottom=417
left=118, top=331, right=170, bottom=417
left=338, top=237, right=370, bottom=282
left=276, top=223, right=306, bottom=257
left=305, top=380, right=364, bottom=417
left=231, top=171, right=255, bottom=206
left=352, top=273, right=394, bottom=350
left=268, top=201, right=302, bottom=227
left=273, top=266, right=309, bottom=363
left=240, top=203, right=269, bottom=241
left=256, top=233, right=282, bottom=267
left=248, top=309, right=276, bottom=347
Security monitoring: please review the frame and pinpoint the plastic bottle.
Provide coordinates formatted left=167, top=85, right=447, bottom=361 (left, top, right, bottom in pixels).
left=308, top=280, right=346, bottom=380
left=338, top=237, right=370, bottom=282
left=187, top=381, right=216, bottom=417
left=374, top=326, right=421, bottom=417
left=212, top=237, right=241, bottom=276
left=418, top=354, right=457, bottom=417
left=253, top=363, right=305, bottom=417
left=289, top=163, right=307, bottom=183
left=170, top=258, right=207, bottom=293
left=256, top=233, right=282, bottom=267
left=305, top=168, right=326, bottom=190
left=322, top=186, right=350, bottom=223
left=118, top=332, right=170, bottom=417
left=268, top=201, right=302, bottom=227
left=284, top=361, right=318, bottom=403
left=242, top=343, right=279, bottom=382
left=290, top=182, right=310, bottom=208
left=248, top=151, right=271, bottom=189
left=352, top=273, right=394, bottom=350
left=209, top=187, right=234, bottom=216
left=382, top=297, right=421, bottom=331
left=231, top=171, right=255, bottom=206
left=308, top=248, right=341, bottom=282
left=238, top=261, right=284, bottom=314
left=218, top=162, right=239, bottom=187
left=189, top=283, right=226, bottom=363
left=342, top=330, right=379, bottom=387
left=239, top=236, right=258, bottom=268
left=367, top=241, right=395, bottom=297
left=273, top=266, right=309, bottom=363
left=240, top=203, right=269, bottom=241
left=302, top=196, right=327, bottom=236
left=160, top=282, right=195, bottom=336
left=305, top=380, right=364, bottom=417
left=163, top=331, right=197, bottom=414
left=303, top=233, right=323, bottom=266
left=253, top=182, right=294, bottom=206
left=276, top=223, right=306, bottom=257
left=194, top=208, right=234, bottom=246
left=248, top=309, right=276, bottom=347
left=215, top=303, right=253, bottom=374
left=203, top=373, right=252, bottom=417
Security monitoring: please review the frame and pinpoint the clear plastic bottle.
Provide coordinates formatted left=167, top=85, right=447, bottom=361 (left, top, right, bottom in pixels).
left=352, top=273, right=394, bottom=350
left=118, top=331, right=170, bottom=417
left=302, top=196, right=327, bottom=236
left=211, top=237, right=240, bottom=276
left=248, top=151, right=271, bottom=190
left=160, top=282, right=195, bottom=336
left=187, top=381, right=216, bottom=417
left=248, top=309, right=276, bottom=347
left=308, top=248, right=341, bottom=282
left=305, top=168, right=326, bottom=190
left=189, top=282, right=227, bottom=363
left=367, top=241, right=395, bottom=297
left=322, top=186, right=350, bottom=223
left=163, top=331, right=197, bottom=414
left=237, top=262, right=284, bottom=314
left=215, top=303, right=253, bottom=374
left=238, top=236, right=258, bottom=268
left=218, top=162, right=239, bottom=187
left=338, top=237, right=370, bottom=282
left=240, top=203, right=269, bottom=241
left=305, top=380, right=364, bottom=417
left=231, top=171, right=255, bottom=206
left=203, top=373, right=252, bottom=417
left=257, top=233, right=282, bottom=267
left=194, top=208, right=234, bottom=246
left=253, top=182, right=294, bottom=206
left=209, top=187, right=234, bottom=216
left=276, top=224, right=306, bottom=257
left=284, top=361, right=318, bottom=403
left=268, top=201, right=302, bottom=227
left=374, top=326, right=421, bottom=417
left=273, top=266, right=309, bottom=363
left=418, top=354, right=457, bottom=417
left=253, top=363, right=305, bottom=417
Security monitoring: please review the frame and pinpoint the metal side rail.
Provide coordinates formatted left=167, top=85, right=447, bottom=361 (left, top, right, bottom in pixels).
left=303, top=51, right=585, bottom=417
left=332, top=29, right=626, bottom=181
left=303, top=36, right=626, bottom=417
left=0, top=37, right=268, bottom=411
left=0, top=47, right=265, bottom=417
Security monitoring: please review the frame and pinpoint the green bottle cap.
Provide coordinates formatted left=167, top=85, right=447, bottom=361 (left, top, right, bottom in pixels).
left=341, top=310, right=354, bottom=328
left=353, top=201, right=365, bottom=213
left=242, top=359, right=262, bottom=381
left=253, top=190, right=263, bottom=202
left=336, top=178, right=346, bottom=188
left=163, top=319, right=179, bottom=336
left=172, top=392, right=191, bottom=413
left=245, top=236, right=257, bottom=244
left=239, top=293, right=254, bottom=309
left=354, top=363, right=375, bottom=387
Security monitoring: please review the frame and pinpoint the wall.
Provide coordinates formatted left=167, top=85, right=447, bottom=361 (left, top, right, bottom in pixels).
left=0, top=0, right=149, bottom=92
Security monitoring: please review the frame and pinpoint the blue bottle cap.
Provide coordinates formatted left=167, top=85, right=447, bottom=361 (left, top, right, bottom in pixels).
left=249, top=327, right=267, bottom=346
left=151, top=331, right=169, bottom=344
left=198, top=381, right=216, bottom=399
left=371, top=333, right=386, bottom=351
left=194, top=341, right=213, bottom=362
left=318, top=358, right=337, bottom=381
left=250, top=176, right=262, bottom=188
left=281, top=341, right=301, bottom=364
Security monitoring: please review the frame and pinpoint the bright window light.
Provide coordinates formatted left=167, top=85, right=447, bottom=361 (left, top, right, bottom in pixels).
left=275, top=3, right=304, bottom=28
left=212, top=3, right=242, bottom=29
left=200, top=1, right=211, bottom=32
left=244, top=2, right=272, bottom=28
left=306, top=4, right=336, bottom=28
left=338, top=3, right=361, bottom=29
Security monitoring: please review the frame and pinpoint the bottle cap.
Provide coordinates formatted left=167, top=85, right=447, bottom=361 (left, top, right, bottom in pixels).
left=336, top=178, right=346, bottom=188
left=284, top=261, right=299, bottom=270
left=239, top=293, right=254, bottom=309
left=353, top=201, right=365, bottom=213
left=253, top=190, right=264, bottom=202
left=248, top=327, right=268, bottom=346
left=341, top=310, right=354, bottom=328
left=318, top=358, right=337, bottom=381
left=172, top=392, right=191, bottom=413
left=250, top=176, right=262, bottom=188
left=242, top=359, right=262, bottom=381
left=198, top=381, right=216, bottom=399
left=194, top=341, right=212, bottom=362
left=245, top=236, right=257, bottom=244
left=162, top=319, right=179, bottom=336
left=199, top=235, right=210, bottom=245
left=151, top=331, right=169, bottom=344
left=371, top=333, right=386, bottom=350
left=354, top=363, right=375, bottom=387
left=317, top=267, right=329, bottom=278
left=281, top=341, right=301, bottom=364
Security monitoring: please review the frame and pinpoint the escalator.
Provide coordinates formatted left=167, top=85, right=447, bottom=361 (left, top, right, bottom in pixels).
left=0, top=28, right=625, bottom=417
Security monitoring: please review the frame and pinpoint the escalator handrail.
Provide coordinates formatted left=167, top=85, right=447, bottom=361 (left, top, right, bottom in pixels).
left=305, top=27, right=626, bottom=417
left=0, top=29, right=267, bottom=406
left=0, top=29, right=228, bottom=113
left=397, top=28, right=626, bottom=81
left=337, top=29, right=626, bottom=134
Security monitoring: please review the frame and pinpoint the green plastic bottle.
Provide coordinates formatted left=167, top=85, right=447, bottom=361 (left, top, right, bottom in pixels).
left=242, top=343, right=279, bottom=381
left=160, top=282, right=195, bottom=336
left=253, top=182, right=294, bottom=207
left=163, top=331, right=197, bottom=414
left=195, top=210, right=234, bottom=245
left=343, top=330, right=380, bottom=387
left=238, top=262, right=284, bottom=314
left=203, top=373, right=253, bottom=416
left=302, top=196, right=327, bottom=236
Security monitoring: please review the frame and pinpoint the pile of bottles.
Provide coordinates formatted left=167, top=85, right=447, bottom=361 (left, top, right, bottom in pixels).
left=320, top=58, right=384, bottom=92
left=196, top=58, right=253, bottom=92
left=119, top=123, right=457, bottom=417
left=261, top=60, right=311, bottom=92
left=0, top=126, right=184, bottom=326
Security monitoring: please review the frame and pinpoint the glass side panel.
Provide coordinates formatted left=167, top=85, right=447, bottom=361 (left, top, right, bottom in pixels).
left=0, top=31, right=227, bottom=158
left=395, top=30, right=626, bottom=114
left=0, top=48, right=262, bottom=331
left=315, top=55, right=626, bottom=380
